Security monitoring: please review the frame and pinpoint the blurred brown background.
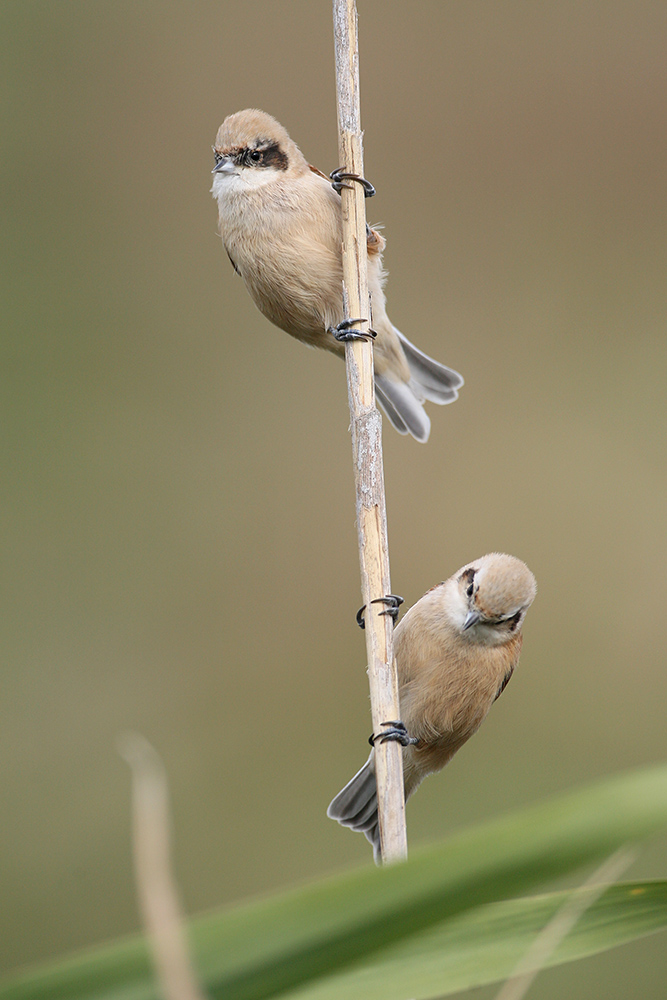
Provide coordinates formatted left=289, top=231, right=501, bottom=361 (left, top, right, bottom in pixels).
left=2, top=2, right=666, bottom=996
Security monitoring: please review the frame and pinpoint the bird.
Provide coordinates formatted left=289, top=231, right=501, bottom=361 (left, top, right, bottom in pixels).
left=327, top=553, right=537, bottom=861
left=211, top=109, right=463, bottom=442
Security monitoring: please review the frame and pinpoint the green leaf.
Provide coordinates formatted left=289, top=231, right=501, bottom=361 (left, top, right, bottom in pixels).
left=3, top=762, right=667, bottom=1000
left=278, top=881, right=667, bottom=1000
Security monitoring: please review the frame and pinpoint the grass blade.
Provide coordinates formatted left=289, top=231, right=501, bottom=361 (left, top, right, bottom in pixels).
left=278, top=880, right=667, bottom=1000
left=3, top=763, right=667, bottom=1000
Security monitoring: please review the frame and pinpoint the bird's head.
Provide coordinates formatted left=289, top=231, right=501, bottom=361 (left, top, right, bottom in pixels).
left=454, top=553, right=537, bottom=645
left=211, top=109, right=307, bottom=196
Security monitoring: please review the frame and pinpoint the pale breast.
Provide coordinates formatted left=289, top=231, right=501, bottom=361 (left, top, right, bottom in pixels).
left=219, top=173, right=347, bottom=342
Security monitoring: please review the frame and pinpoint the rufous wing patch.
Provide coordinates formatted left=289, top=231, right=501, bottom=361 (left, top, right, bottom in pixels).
left=366, top=226, right=385, bottom=256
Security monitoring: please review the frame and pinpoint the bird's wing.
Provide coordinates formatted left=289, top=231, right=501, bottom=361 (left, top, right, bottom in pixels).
left=494, top=666, right=515, bottom=702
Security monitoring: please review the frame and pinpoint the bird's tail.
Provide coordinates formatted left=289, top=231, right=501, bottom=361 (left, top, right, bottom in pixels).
left=327, top=752, right=380, bottom=862
left=375, top=329, right=464, bottom=443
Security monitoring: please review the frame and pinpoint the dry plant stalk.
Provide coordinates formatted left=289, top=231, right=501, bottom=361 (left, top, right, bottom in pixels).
left=494, top=846, right=636, bottom=1000
left=332, top=0, right=408, bottom=864
left=118, top=733, right=207, bottom=1000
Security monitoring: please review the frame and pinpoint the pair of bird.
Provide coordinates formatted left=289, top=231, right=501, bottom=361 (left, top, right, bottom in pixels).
left=211, top=109, right=537, bottom=860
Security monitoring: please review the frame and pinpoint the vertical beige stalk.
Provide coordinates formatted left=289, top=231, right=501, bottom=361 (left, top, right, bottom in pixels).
left=118, top=733, right=206, bottom=1000
left=332, top=0, right=408, bottom=864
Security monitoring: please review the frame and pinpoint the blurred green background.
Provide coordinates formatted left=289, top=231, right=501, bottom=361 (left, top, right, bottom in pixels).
left=2, top=1, right=666, bottom=996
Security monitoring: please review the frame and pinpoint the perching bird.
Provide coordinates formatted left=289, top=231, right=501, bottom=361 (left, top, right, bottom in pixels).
left=211, top=109, right=463, bottom=442
left=327, top=553, right=537, bottom=861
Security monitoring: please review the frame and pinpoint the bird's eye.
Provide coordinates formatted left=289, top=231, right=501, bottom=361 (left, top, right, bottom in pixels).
left=466, top=583, right=474, bottom=598
left=248, top=149, right=263, bottom=163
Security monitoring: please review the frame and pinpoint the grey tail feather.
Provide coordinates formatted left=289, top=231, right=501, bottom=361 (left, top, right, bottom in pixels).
left=374, top=330, right=463, bottom=442
left=374, top=381, right=409, bottom=436
left=375, top=374, right=431, bottom=442
left=394, top=328, right=464, bottom=404
left=327, top=753, right=381, bottom=861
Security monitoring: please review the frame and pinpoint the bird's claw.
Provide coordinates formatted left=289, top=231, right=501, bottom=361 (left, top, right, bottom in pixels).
left=356, top=594, right=405, bottom=630
left=330, top=319, right=377, bottom=344
left=369, top=720, right=419, bottom=748
left=330, top=168, right=376, bottom=198
left=376, top=594, right=405, bottom=624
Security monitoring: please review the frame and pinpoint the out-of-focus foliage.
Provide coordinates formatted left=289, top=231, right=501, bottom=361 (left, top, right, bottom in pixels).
left=2, top=764, right=667, bottom=1000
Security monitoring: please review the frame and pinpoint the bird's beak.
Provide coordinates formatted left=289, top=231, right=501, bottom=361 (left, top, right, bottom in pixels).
left=212, top=155, right=235, bottom=174
left=462, top=610, right=481, bottom=631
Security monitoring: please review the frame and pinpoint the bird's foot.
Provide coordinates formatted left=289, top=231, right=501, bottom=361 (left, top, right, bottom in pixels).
left=330, top=319, right=377, bottom=344
left=356, top=594, right=405, bottom=630
left=330, top=168, right=376, bottom=197
left=369, top=721, right=419, bottom=748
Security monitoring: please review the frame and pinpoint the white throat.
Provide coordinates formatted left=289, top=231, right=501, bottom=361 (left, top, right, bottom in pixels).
left=211, top=167, right=281, bottom=202
left=445, top=579, right=515, bottom=647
